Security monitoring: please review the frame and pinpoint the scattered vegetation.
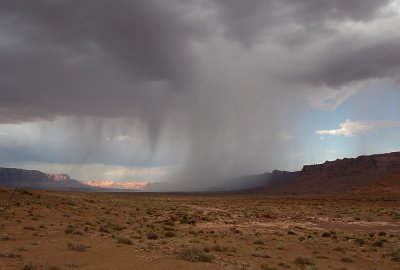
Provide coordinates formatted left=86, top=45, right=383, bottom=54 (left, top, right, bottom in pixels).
left=67, top=242, right=87, bottom=252
left=1, top=187, right=400, bottom=270
left=294, top=256, right=314, bottom=266
left=341, top=257, right=353, bottom=263
left=21, top=262, right=60, bottom=270
left=64, top=225, right=82, bottom=235
left=178, top=246, right=214, bottom=262
left=147, top=232, right=159, bottom=240
left=116, top=236, right=133, bottom=245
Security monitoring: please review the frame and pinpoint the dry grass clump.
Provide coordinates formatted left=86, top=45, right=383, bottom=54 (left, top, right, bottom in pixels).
left=64, top=225, right=82, bottom=235
left=21, top=262, right=59, bottom=270
left=164, top=231, right=176, bottom=237
left=294, top=256, right=314, bottom=266
left=390, top=248, right=400, bottom=262
left=67, top=242, right=87, bottom=251
left=261, top=265, right=277, bottom=270
left=116, top=236, right=133, bottom=245
left=147, top=232, right=159, bottom=240
left=341, top=257, right=353, bottom=263
left=178, top=246, right=214, bottom=262
left=253, top=239, right=265, bottom=245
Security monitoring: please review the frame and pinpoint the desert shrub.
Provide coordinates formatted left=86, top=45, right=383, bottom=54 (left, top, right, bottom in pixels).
left=180, top=214, right=196, bottom=225
left=321, top=232, right=331, bottom=237
left=108, top=223, right=124, bottom=231
left=261, top=265, right=277, bottom=270
left=333, top=246, right=346, bottom=253
left=372, top=240, right=383, bottom=247
left=253, top=239, right=264, bottom=245
left=99, top=226, right=111, bottom=233
left=294, top=256, right=314, bottom=266
left=116, top=236, right=133, bottom=245
left=21, top=262, right=60, bottom=270
left=355, top=238, right=365, bottom=245
left=390, top=248, right=400, bottom=262
left=341, top=257, right=353, bottom=263
left=64, top=225, right=82, bottom=235
left=178, top=246, right=214, bottom=262
left=147, top=232, right=158, bottom=240
left=67, top=242, right=87, bottom=252
left=163, top=225, right=175, bottom=231
left=164, top=231, right=176, bottom=237
left=276, top=243, right=286, bottom=250
left=211, top=244, right=230, bottom=252
left=1, top=236, right=13, bottom=241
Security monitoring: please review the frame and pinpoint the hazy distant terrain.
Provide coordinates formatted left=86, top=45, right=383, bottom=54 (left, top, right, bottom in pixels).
left=248, top=151, right=400, bottom=196
left=0, top=168, right=150, bottom=192
left=1, top=152, right=400, bottom=196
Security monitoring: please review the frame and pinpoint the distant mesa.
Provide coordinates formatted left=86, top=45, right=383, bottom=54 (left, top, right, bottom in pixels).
left=83, top=180, right=150, bottom=191
left=47, top=173, right=71, bottom=182
left=0, top=167, right=150, bottom=192
left=0, top=151, right=399, bottom=195
left=0, top=167, right=88, bottom=191
left=245, top=151, right=400, bottom=196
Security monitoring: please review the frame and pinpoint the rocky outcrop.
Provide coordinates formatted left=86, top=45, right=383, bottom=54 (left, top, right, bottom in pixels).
left=47, top=174, right=71, bottom=182
left=83, top=180, right=150, bottom=191
left=0, top=168, right=50, bottom=185
left=0, top=167, right=151, bottom=192
left=0, top=167, right=90, bottom=191
left=252, top=152, right=400, bottom=195
left=300, top=152, right=400, bottom=178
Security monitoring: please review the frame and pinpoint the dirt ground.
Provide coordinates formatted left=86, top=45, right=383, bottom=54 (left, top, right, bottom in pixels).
left=1, top=188, right=400, bottom=270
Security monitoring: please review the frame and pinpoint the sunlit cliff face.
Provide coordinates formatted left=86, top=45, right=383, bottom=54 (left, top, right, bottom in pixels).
left=0, top=1, right=400, bottom=190
left=83, top=181, right=151, bottom=191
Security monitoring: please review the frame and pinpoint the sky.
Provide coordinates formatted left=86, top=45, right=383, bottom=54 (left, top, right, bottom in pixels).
left=0, top=0, right=399, bottom=190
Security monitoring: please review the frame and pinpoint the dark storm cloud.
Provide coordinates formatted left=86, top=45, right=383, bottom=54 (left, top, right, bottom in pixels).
left=0, top=0, right=205, bottom=82
left=0, top=0, right=209, bottom=127
left=290, top=35, right=400, bottom=87
left=1, top=0, right=400, bottom=189
left=0, top=0, right=398, bottom=123
left=212, top=0, right=392, bottom=44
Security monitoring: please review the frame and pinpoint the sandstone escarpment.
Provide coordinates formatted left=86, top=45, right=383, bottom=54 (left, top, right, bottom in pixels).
left=253, top=152, right=400, bottom=195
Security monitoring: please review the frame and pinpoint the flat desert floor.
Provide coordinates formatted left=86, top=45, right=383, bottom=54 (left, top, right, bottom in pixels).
left=1, top=188, right=400, bottom=270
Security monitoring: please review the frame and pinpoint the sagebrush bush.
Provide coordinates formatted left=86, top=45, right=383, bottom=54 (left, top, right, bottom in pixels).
left=178, top=246, right=214, bottom=262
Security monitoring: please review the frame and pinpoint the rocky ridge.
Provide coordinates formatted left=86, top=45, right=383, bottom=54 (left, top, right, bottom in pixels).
left=253, top=152, right=400, bottom=195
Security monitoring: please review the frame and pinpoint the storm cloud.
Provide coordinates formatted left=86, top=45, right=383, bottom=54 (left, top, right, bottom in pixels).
left=0, top=0, right=400, bottom=189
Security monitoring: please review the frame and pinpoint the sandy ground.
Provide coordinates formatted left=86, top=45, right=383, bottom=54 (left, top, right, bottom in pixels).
left=1, top=188, right=400, bottom=270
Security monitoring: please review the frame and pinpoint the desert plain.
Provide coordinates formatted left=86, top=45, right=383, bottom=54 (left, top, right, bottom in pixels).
left=1, top=189, right=400, bottom=270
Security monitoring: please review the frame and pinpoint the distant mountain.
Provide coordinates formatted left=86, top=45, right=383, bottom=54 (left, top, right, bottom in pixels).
left=83, top=180, right=150, bottom=191
left=0, top=167, right=150, bottom=192
left=246, top=152, right=400, bottom=196
left=0, top=167, right=91, bottom=191
left=2, top=151, right=399, bottom=195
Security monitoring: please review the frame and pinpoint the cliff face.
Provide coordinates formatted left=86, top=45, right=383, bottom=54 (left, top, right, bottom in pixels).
left=47, top=174, right=71, bottom=182
left=300, top=152, right=400, bottom=178
left=0, top=168, right=50, bottom=185
left=255, top=152, right=400, bottom=195
left=83, top=180, right=150, bottom=191
left=0, top=167, right=150, bottom=191
left=0, top=167, right=88, bottom=190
